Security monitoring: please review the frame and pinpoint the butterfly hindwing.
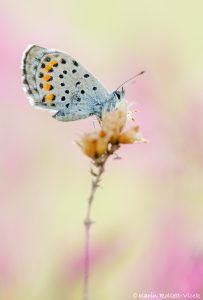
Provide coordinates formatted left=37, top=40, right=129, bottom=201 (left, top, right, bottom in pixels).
left=22, top=45, right=110, bottom=120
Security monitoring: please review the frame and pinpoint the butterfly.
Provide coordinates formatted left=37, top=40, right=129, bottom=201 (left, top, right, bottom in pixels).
left=22, top=45, right=144, bottom=122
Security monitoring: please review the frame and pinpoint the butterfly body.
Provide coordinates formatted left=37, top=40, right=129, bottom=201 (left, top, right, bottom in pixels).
left=22, top=45, right=124, bottom=121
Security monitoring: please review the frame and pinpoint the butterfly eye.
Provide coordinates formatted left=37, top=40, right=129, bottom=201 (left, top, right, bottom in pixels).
left=115, top=91, right=121, bottom=99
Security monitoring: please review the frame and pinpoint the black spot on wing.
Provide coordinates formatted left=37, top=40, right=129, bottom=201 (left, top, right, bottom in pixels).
left=45, top=56, right=51, bottom=62
left=72, top=60, right=79, bottom=66
left=27, top=89, right=32, bottom=95
left=23, top=78, right=28, bottom=85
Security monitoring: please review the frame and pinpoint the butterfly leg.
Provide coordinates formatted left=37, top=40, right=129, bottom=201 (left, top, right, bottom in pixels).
left=52, top=107, right=94, bottom=122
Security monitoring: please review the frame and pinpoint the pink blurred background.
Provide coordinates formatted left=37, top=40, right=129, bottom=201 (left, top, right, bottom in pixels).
left=1, top=1, right=203, bottom=299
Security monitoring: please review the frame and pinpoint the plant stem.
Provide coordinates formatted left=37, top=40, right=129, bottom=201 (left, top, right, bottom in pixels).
left=83, top=145, right=119, bottom=300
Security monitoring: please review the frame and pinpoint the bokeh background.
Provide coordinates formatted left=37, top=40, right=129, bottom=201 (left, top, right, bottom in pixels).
left=1, top=0, right=203, bottom=299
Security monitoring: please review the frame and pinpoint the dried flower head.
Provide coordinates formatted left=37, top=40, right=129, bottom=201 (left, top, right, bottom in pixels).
left=78, top=130, right=109, bottom=159
left=102, top=100, right=127, bottom=144
left=78, top=100, right=146, bottom=160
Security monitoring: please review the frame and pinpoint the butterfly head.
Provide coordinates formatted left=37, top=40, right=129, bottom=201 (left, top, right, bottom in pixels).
left=114, top=87, right=125, bottom=102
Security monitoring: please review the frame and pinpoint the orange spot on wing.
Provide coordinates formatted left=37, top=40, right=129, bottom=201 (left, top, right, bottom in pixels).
left=44, top=64, right=52, bottom=72
left=45, top=94, right=55, bottom=103
left=42, top=74, right=52, bottom=81
left=50, top=60, right=58, bottom=66
left=44, top=83, right=52, bottom=91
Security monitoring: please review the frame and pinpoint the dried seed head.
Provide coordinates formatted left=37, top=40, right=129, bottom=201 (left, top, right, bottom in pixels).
left=118, top=126, right=140, bottom=144
left=79, top=131, right=109, bottom=159
left=77, top=99, right=147, bottom=160
left=102, top=100, right=127, bottom=144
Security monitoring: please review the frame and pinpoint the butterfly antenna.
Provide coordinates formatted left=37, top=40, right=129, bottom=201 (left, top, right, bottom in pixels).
left=116, top=70, right=145, bottom=91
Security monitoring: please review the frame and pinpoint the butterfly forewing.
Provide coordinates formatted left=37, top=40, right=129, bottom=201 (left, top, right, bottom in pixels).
left=22, top=45, right=110, bottom=115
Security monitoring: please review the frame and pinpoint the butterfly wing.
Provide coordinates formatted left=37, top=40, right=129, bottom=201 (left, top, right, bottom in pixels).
left=22, top=45, right=110, bottom=119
